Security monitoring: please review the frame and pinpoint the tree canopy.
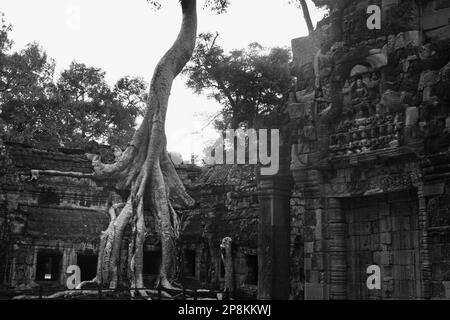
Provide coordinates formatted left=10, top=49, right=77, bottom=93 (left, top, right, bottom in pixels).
left=147, top=0, right=230, bottom=13
left=0, top=14, right=147, bottom=150
left=183, top=33, right=293, bottom=130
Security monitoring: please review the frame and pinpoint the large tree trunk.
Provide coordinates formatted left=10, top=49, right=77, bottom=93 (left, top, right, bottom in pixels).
left=85, top=0, right=197, bottom=293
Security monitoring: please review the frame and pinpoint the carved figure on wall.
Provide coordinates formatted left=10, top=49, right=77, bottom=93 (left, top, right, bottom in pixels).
left=342, top=80, right=352, bottom=105
left=291, top=115, right=321, bottom=167
left=353, top=78, right=369, bottom=102
left=220, top=237, right=234, bottom=294
left=367, top=72, right=381, bottom=101
left=315, top=87, right=331, bottom=115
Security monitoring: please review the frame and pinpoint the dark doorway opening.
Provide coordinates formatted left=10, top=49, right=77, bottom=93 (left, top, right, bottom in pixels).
left=143, top=251, right=161, bottom=275
left=36, top=252, right=62, bottom=281
left=77, top=254, right=98, bottom=281
left=245, top=254, right=258, bottom=285
left=184, top=250, right=196, bottom=278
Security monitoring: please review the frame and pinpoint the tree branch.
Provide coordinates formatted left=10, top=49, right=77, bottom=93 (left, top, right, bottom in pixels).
left=299, top=0, right=314, bottom=34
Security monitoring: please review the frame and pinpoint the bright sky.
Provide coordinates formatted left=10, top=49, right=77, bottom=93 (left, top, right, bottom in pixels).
left=2, top=0, right=326, bottom=161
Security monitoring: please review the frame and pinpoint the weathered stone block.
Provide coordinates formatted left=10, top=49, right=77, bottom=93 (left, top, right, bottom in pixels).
left=422, top=2, right=450, bottom=31
left=380, top=217, right=392, bottom=232
left=372, top=234, right=381, bottom=250
left=286, top=102, right=306, bottom=120
left=425, top=25, right=450, bottom=41
left=347, top=236, right=356, bottom=252
left=432, top=281, right=446, bottom=298
left=360, top=221, right=372, bottom=235
left=305, top=210, right=317, bottom=226
left=431, top=244, right=443, bottom=260
left=432, top=262, right=450, bottom=281
left=381, top=232, right=392, bottom=245
left=305, top=242, right=314, bottom=254
left=393, top=250, right=414, bottom=266
left=379, top=204, right=390, bottom=216
left=314, top=240, right=323, bottom=252
left=382, top=0, right=398, bottom=8
left=304, top=226, right=315, bottom=242
left=373, top=251, right=381, bottom=265
left=360, top=235, right=372, bottom=251
left=424, top=183, right=445, bottom=196
left=405, top=107, right=419, bottom=126
left=312, top=253, right=324, bottom=270
left=314, top=225, right=322, bottom=241
left=380, top=252, right=393, bottom=265
left=291, top=36, right=320, bottom=70
left=305, top=283, right=325, bottom=300
left=305, top=257, right=312, bottom=270
left=309, top=271, right=319, bottom=284
left=442, top=244, right=450, bottom=260
left=383, top=265, right=393, bottom=278
left=371, top=221, right=380, bottom=234
left=382, top=277, right=394, bottom=292
left=392, top=216, right=411, bottom=231
left=442, top=281, right=450, bottom=299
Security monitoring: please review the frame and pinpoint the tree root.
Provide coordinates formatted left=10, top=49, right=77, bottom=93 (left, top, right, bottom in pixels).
left=76, top=278, right=99, bottom=290
left=87, top=0, right=198, bottom=291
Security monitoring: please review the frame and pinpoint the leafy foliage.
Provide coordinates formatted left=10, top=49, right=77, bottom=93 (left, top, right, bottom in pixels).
left=0, top=12, right=12, bottom=54
left=54, top=62, right=147, bottom=148
left=183, top=33, right=293, bottom=130
left=147, top=0, right=230, bottom=14
left=310, top=0, right=351, bottom=10
left=0, top=13, right=147, bottom=150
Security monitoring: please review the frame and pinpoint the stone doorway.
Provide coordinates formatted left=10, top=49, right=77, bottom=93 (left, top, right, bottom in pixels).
left=77, top=254, right=98, bottom=282
left=343, top=191, right=421, bottom=299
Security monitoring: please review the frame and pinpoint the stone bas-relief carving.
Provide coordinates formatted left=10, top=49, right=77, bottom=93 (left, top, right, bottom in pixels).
left=288, top=0, right=450, bottom=301
left=330, top=113, right=404, bottom=156
left=328, top=68, right=408, bottom=156
left=290, top=27, right=450, bottom=164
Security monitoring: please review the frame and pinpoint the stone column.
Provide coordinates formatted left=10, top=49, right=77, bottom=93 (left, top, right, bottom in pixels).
left=257, top=175, right=293, bottom=300
left=327, top=198, right=347, bottom=300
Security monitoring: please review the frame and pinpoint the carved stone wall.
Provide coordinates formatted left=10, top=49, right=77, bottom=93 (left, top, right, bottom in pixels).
left=0, top=142, right=116, bottom=289
left=288, top=0, right=450, bottom=300
left=181, top=164, right=259, bottom=297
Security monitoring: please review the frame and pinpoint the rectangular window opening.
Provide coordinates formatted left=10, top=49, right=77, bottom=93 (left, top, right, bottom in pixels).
left=143, top=251, right=161, bottom=275
left=184, top=250, right=196, bottom=278
left=77, top=253, right=98, bottom=281
left=36, top=252, right=62, bottom=281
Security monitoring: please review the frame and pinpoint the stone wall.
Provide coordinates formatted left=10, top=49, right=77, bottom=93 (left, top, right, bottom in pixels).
left=0, top=142, right=259, bottom=297
left=423, top=153, right=450, bottom=299
left=287, top=0, right=450, bottom=299
left=1, top=0, right=450, bottom=300
left=290, top=185, right=305, bottom=299
left=0, top=142, right=118, bottom=289
left=181, top=164, right=259, bottom=297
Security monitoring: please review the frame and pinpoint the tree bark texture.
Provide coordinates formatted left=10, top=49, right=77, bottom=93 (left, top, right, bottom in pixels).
left=84, top=0, right=197, bottom=292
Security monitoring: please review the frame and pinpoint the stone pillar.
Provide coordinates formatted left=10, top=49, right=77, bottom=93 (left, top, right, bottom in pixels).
left=327, top=198, right=347, bottom=300
left=292, top=169, right=326, bottom=299
left=257, top=175, right=293, bottom=300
